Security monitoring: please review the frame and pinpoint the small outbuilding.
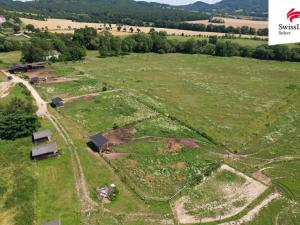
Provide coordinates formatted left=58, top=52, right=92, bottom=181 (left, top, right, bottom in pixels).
left=30, top=77, right=39, bottom=85
left=42, top=220, right=61, bottom=225
left=31, top=143, right=58, bottom=160
left=89, top=133, right=108, bottom=152
left=32, top=130, right=52, bottom=143
left=51, top=97, right=63, bottom=108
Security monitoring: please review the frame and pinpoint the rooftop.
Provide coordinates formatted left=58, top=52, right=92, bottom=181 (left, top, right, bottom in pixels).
left=90, top=133, right=108, bottom=147
left=32, top=143, right=58, bottom=157
left=33, top=130, right=52, bottom=140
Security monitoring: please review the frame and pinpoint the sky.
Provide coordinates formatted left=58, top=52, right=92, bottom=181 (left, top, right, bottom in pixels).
left=135, top=0, right=221, bottom=5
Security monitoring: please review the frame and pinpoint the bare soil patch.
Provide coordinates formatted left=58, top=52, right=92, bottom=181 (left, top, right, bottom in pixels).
left=166, top=162, right=186, bottom=170
left=173, top=164, right=268, bottom=224
left=103, top=127, right=137, bottom=146
left=103, top=152, right=129, bottom=160
left=25, top=68, right=78, bottom=84
left=161, top=138, right=199, bottom=153
left=252, top=170, right=272, bottom=185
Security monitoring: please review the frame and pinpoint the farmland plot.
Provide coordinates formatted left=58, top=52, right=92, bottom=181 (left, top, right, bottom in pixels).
left=59, top=91, right=158, bottom=133
left=173, top=165, right=268, bottom=224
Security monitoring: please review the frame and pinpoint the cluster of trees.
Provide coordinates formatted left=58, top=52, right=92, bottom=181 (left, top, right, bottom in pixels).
left=21, top=31, right=86, bottom=63
left=0, top=37, right=21, bottom=52
left=0, top=92, right=40, bottom=140
left=73, top=28, right=298, bottom=62
left=152, top=21, right=268, bottom=36
left=0, top=0, right=209, bottom=25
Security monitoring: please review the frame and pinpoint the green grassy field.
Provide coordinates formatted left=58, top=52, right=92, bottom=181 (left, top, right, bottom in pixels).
left=0, top=84, right=80, bottom=225
left=46, top=51, right=300, bottom=151
left=1, top=47, right=300, bottom=224
left=0, top=51, right=21, bottom=69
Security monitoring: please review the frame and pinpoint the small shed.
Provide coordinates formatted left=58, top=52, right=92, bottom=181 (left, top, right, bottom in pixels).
left=51, top=97, right=63, bottom=108
left=89, top=133, right=108, bottom=152
left=30, top=77, right=39, bottom=85
left=42, top=220, right=61, bottom=225
left=32, top=143, right=58, bottom=160
left=32, top=130, right=52, bottom=143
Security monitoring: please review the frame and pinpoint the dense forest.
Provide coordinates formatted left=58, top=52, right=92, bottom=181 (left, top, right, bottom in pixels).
left=178, top=0, right=268, bottom=18
left=0, top=0, right=209, bottom=24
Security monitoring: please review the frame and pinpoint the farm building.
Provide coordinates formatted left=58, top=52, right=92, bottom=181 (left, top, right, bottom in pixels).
left=51, top=97, right=63, bottom=108
left=30, top=77, right=39, bottom=85
left=42, top=220, right=61, bottom=225
left=31, top=143, right=58, bottom=160
left=89, top=133, right=108, bottom=152
left=8, top=62, right=46, bottom=74
left=32, top=130, right=52, bottom=143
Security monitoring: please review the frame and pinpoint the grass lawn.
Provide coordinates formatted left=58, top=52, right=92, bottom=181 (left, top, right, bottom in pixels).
left=59, top=91, right=158, bottom=133
left=0, top=71, right=6, bottom=82
left=45, top=51, right=300, bottom=151
left=0, top=51, right=21, bottom=69
left=0, top=84, right=80, bottom=225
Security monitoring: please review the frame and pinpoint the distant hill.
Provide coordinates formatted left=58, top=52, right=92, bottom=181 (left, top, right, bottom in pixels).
left=0, top=0, right=209, bottom=24
left=178, top=0, right=268, bottom=18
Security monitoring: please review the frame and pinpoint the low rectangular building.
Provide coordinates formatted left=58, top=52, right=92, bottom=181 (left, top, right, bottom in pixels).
left=51, top=97, right=63, bottom=108
left=31, top=143, right=58, bottom=160
left=89, top=134, right=108, bottom=152
left=42, top=220, right=61, bottom=225
left=32, top=130, right=52, bottom=143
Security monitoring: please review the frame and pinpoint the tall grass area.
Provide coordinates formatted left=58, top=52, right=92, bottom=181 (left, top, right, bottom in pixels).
left=0, top=51, right=21, bottom=69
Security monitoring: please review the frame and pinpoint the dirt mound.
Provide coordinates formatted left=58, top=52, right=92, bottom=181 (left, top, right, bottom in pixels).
left=103, top=152, right=129, bottom=160
left=104, top=127, right=137, bottom=146
left=162, top=138, right=199, bottom=153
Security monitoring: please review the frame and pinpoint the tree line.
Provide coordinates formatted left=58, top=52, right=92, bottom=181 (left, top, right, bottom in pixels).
left=18, top=27, right=300, bottom=63
left=21, top=31, right=86, bottom=63
left=0, top=84, right=40, bottom=140
left=71, top=27, right=299, bottom=62
left=152, top=21, right=268, bottom=37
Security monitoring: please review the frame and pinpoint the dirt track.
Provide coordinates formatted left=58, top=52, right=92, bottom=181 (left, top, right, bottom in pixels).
left=2, top=69, right=97, bottom=213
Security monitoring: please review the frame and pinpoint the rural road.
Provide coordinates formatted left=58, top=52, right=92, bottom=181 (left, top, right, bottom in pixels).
left=1, top=70, right=48, bottom=117
left=1, top=69, right=97, bottom=212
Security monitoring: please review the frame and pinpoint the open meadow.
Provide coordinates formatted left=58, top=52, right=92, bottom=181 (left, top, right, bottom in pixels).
left=0, top=47, right=299, bottom=225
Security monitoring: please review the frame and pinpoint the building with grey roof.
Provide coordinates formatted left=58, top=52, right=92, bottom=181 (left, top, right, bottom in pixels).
left=32, top=130, right=52, bottom=143
left=32, top=143, right=58, bottom=160
left=89, top=133, right=108, bottom=152
left=42, top=219, right=61, bottom=225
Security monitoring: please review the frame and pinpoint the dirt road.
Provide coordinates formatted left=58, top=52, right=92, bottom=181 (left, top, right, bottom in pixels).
left=1, top=69, right=97, bottom=213
left=1, top=70, right=48, bottom=117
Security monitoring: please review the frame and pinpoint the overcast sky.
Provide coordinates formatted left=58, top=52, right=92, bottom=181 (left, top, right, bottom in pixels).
left=135, top=0, right=221, bottom=5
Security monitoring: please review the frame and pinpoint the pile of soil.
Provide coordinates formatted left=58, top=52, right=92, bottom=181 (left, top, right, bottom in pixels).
left=162, top=138, right=199, bottom=153
left=104, top=127, right=137, bottom=146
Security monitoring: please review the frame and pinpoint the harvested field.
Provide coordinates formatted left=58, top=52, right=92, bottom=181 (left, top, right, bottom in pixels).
left=187, top=17, right=268, bottom=29
left=21, top=18, right=267, bottom=38
left=173, top=164, right=268, bottom=224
